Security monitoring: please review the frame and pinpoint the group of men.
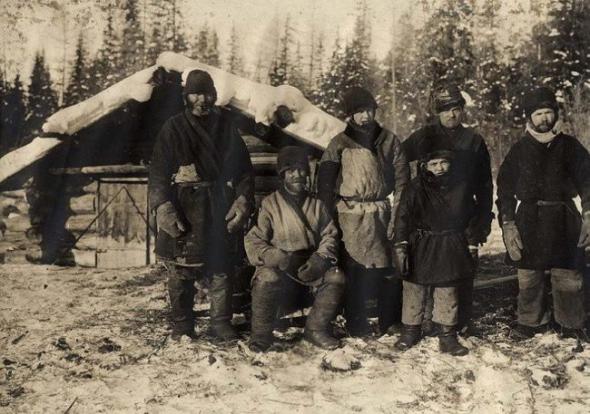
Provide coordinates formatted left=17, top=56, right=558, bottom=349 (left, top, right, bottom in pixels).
left=148, top=69, right=590, bottom=355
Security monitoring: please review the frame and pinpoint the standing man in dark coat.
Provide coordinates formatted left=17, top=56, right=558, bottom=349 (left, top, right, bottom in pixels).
left=497, top=86, right=590, bottom=341
left=317, top=87, right=410, bottom=336
left=402, top=83, right=494, bottom=334
left=149, top=69, right=255, bottom=341
left=245, top=146, right=345, bottom=352
left=393, top=150, right=474, bottom=356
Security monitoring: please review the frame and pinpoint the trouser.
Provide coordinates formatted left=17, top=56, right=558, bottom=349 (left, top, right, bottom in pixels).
left=164, top=262, right=234, bottom=333
left=343, top=261, right=402, bottom=332
left=517, top=268, right=585, bottom=329
left=423, top=277, right=473, bottom=329
left=250, top=266, right=345, bottom=343
left=402, top=281, right=458, bottom=326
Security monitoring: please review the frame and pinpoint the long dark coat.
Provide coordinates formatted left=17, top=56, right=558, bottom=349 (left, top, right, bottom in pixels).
left=394, top=169, right=476, bottom=286
left=402, top=122, right=494, bottom=245
left=496, top=133, right=590, bottom=270
left=148, top=108, right=254, bottom=270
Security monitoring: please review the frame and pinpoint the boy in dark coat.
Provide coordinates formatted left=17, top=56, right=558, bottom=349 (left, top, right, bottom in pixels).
left=393, top=150, right=474, bottom=356
left=402, top=83, right=493, bottom=334
left=245, top=146, right=345, bottom=352
left=497, top=86, right=590, bottom=341
left=149, top=69, right=255, bottom=341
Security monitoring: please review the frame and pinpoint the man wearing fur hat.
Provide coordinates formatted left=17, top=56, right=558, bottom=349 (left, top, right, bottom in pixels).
left=497, top=86, right=590, bottom=341
left=317, top=87, right=410, bottom=336
left=245, top=146, right=345, bottom=352
left=149, top=69, right=255, bottom=341
left=402, top=83, right=494, bottom=335
left=393, top=149, right=474, bottom=356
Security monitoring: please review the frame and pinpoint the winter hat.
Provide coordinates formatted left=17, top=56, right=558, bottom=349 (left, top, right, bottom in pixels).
left=523, top=86, right=558, bottom=119
left=183, top=69, right=217, bottom=98
left=341, top=87, right=377, bottom=116
left=433, top=84, right=466, bottom=113
left=277, top=146, right=310, bottom=176
left=423, top=149, right=454, bottom=162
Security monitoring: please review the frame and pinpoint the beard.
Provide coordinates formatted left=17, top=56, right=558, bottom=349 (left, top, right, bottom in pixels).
left=532, top=120, right=553, bottom=133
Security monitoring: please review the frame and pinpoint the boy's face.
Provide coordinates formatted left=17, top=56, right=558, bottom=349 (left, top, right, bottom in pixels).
left=283, top=167, right=308, bottom=194
left=352, top=107, right=376, bottom=127
left=425, top=158, right=451, bottom=176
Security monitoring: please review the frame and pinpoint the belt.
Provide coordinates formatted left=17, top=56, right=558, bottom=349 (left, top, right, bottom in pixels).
left=340, top=195, right=387, bottom=203
left=415, top=228, right=462, bottom=237
left=174, top=181, right=214, bottom=189
left=521, top=199, right=578, bottom=216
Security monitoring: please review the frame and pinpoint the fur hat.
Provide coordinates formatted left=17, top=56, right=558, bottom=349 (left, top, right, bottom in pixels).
left=183, top=69, right=217, bottom=98
left=277, top=146, right=310, bottom=176
left=433, top=84, right=466, bottom=113
left=523, top=87, right=558, bottom=118
left=423, top=149, right=454, bottom=162
left=341, top=87, right=377, bottom=116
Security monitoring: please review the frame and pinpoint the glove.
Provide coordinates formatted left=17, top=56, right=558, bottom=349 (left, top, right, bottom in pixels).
left=261, top=248, right=291, bottom=271
left=577, top=211, right=590, bottom=249
left=502, top=220, right=523, bottom=261
left=468, top=245, right=479, bottom=269
left=225, top=195, right=251, bottom=234
left=392, top=242, right=409, bottom=278
left=156, top=201, right=186, bottom=238
left=297, top=253, right=333, bottom=282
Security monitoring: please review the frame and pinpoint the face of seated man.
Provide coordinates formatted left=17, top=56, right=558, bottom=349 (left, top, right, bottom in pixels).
left=283, top=167, right=309, bottom=194
left=186, top=92, right=216, bottom=117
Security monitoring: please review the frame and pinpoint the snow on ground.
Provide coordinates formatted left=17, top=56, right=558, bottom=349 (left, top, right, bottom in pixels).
left=1, top=259, right=589, bottom=413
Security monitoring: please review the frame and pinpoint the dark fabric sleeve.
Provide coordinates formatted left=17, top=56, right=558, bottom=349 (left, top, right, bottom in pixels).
left=393, top=185, right=415, bottom=244
left=228, top=122, right=255, bottom=207
left=391, top=136, right=410, bottom=212
left=315, top=201, right=339, bottom=262
left=317, top=141, right=342, bottom=213
left=401, top=129, right=421, bottom=163
left=467, top=137, right=495, bottom=244
left=148, top=122, right=175, bottom=211
left=496, top=144, right=519, bottom=225
left=567, top=137, right=590, bottom=212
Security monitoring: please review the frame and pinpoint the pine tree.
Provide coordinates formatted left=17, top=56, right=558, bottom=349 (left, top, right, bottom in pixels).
left=205, top=30, right=221, bottom=67
left=1, top=75, right=26, bottom=153
left=146, top=1, right=168, bottom=65
left=121, top=0, right=145, bottom=75
left=313, top=34, right=347, bottom=117
left=268, top=16, right=291, bottom=86
left=90, top=7, right=122, bottom=93
left=226, top=24, right=244, bottom=76
left=193, top=25, right=209, bottom=61
left=25, top=53, right=58, bottom=143
left=64, top=33, right=90, bottom=107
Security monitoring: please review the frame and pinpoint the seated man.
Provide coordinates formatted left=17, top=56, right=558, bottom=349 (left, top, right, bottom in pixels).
left=244, top=146, right=345, bottom=352
left=393, top=149, right=476, bottom=356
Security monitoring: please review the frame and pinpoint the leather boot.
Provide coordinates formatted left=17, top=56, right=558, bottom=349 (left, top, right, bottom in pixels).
left=304, top=273, right=344, bottom=350
left=208, top=272, right=239, bottom=341
left=168, top=276, right=197, bottom=339
left=394, top=324, right=422, bottom=351
left=378, top=274, right=402, bottom=335
left=249, top=271, right=282, bottom=352
left=439, top=325, right=469, bottom=356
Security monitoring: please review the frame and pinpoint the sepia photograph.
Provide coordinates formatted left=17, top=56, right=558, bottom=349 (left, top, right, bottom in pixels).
left=1, top=0, right=590, bottom=412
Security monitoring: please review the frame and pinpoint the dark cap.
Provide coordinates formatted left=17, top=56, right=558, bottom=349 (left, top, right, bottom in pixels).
left=184, top=69, right=217, bottom=98
left=433, top=84, right=466, bottom=113
left=423, top=149, right=454, bottom=162
left=523, top=86, right=558, bottom=118
left=341, top=87, right=378, bottom=116
left=277, top=146, right=310, bottom=176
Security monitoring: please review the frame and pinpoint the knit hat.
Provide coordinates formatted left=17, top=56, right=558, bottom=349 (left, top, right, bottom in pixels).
left=183, top=69, right=217, bottom=98
left=341, top=87, right=377, bottom=116
left=433, top=84, right=466, bottom=113
left=423, top=149, right=454, bottom=162
left=277, top=146, right=310, bottom=176
left=523, top=87, right=558, bottom=118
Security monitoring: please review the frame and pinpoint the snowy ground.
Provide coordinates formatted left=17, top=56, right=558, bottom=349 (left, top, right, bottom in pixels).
left=1, top=227, right=590, bottom=413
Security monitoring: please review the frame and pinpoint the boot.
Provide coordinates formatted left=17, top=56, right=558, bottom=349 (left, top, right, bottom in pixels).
left=559, top=327, right=590, bottom=343
left=421, top=319, right=440, bottom=337
left=344, top=277, right=371, bottom=337
left=208, top=273, right=239, bottom=341
left=394, top=324, right=422, bottom=351
left=378, top=275, right=402, bottom=335
left=439, top=325, right=469, bottom=356
left=509, top=324, right=546, bottom=341
left=249, top=272, right=282, bottom=352
left=168, top=276, right=197, bottom=339
left=304, top=277, right=344, bottom=350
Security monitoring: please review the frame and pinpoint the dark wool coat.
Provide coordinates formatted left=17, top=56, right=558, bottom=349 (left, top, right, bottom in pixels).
left=496, top=133, right=590, bottom=270
left=148, top=108, right=254, bottom=270
left=394, top=169, right=476, bottom=286
left=317, top=123, right=410, bottom=268
left=402, top=122, right=494, bottom=245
